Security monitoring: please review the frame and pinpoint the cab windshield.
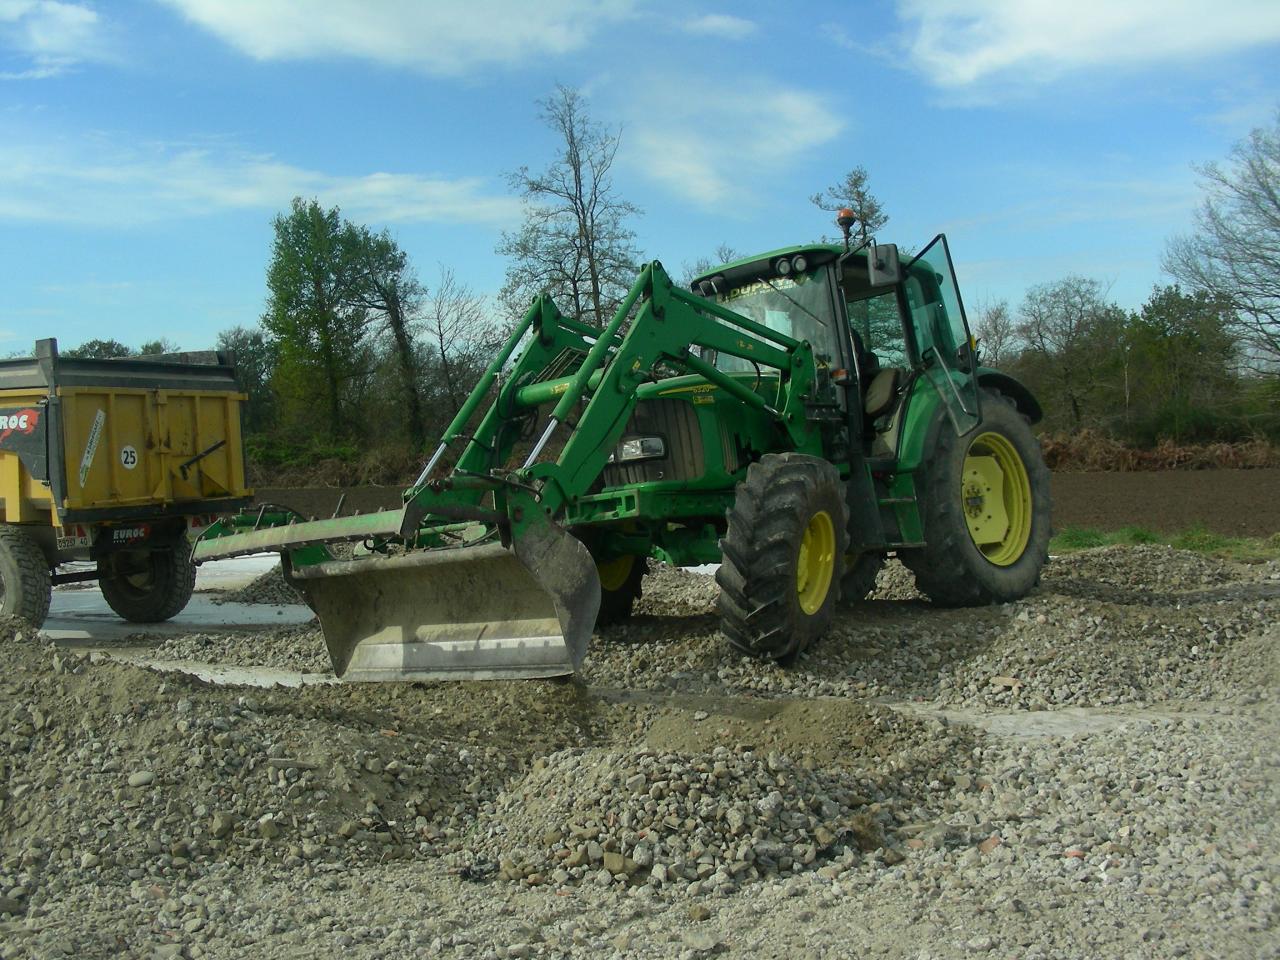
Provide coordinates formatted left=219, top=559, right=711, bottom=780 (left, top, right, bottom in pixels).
left=713, top=271, right=839, bottom=372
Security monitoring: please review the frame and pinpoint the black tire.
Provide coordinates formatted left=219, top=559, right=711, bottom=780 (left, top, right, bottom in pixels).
left=0, top=526, right=52, bottom=626
left=900, top=389, right=1051, bottom=606
left=596, top=554, right=648, bottom=627
left=840, top=551, right=885, bottom=604
left=717, top=453, right=850, bottom=661
left=100, top=547, right=196, bottom=623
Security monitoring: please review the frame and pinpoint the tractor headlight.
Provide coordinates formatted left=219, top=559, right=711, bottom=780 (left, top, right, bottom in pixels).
left=607, top=436, right=666, bottom=464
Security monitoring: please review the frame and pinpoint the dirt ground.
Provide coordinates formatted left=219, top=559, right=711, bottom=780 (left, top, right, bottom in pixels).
left=257, top=467, right=1280, bottom=538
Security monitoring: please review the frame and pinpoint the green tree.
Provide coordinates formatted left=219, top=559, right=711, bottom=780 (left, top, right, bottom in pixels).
left=137, top=338, right=181, bottom=356
left=810, top=166, right=888, bottom=243
left=498, top=85, right=642, bottom=328
left=64, top=339, right=133, bottom=359
left=1164, top=111, right=1280, bottom=370
left=262, top=198, right=373, bottom=441
left=216, top=326, right=278, bottom=436
left=1119, top=286, right=1239, bottom=443
left=350, top=226, right=428, bottom=448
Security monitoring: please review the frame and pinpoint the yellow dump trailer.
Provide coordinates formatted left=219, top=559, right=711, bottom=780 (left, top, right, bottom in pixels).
left=0, top=338, right=252, bottom=625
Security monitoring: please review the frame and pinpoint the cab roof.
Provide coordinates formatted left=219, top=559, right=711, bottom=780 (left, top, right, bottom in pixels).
left=689, top=243, right=853, bottom=293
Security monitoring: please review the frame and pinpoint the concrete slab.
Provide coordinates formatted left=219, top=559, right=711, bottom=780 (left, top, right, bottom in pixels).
left=43, top=552, right=313, bottom=645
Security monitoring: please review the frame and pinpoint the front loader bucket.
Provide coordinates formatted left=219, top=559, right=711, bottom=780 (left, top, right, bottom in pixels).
left=285, top=522, right=601, bottom=682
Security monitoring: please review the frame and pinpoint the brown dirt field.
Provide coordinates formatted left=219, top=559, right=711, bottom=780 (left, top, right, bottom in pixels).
left=1047, top=468, right=1280, bottom=536
left=256, top=467, right=1280, bottom=539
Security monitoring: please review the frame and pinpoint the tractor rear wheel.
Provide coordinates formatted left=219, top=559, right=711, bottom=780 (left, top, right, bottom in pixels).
left=717, top=454, right=849, bottom=662
left=840, top=551, right=884, bottom=604
left=100, top=546, right=197, bottom=623
left=0, top=526, right=52, bottom=626
left=595, top=553, right=647, bottom=627
left=901, top=389, right=1050, bottom=605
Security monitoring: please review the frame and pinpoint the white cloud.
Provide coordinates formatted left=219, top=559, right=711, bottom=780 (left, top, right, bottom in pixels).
left=0, top=134, right=521, bottom=226
left=157, top=0, right=634, bottom=75
left=682, top=14, right=756, bottom=41
left=622, top=77, right=841, bottom=206
left=897, top=0, right=1280, bottom=89
left=0, top=0, right=110, bottom=78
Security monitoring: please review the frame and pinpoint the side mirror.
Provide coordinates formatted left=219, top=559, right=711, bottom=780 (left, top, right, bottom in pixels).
left=867, top=242, right=901, bottom=287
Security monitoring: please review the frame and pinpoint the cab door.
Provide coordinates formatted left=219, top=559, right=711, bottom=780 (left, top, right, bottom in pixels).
left=904, top=235, right=981, bottom=436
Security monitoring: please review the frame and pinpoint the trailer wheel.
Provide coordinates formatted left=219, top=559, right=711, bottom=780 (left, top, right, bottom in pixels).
left=100, top=547, right=196, bottom=623
left=900, top=389, right=1051, bottom=605
left=596, top=554, right=648, bottom=627
left=0, top=526, right=52, bottom=626
left=840, top=551, right=884, bottom=604
left=717, top=454, right=849, bottom=662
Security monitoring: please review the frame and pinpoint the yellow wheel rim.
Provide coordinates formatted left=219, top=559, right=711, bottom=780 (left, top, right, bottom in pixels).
left=962, top=431, right=1032, bottom=566
left=796, top=510, right=836, bottom=615
left=597, top=554, right=635, bottom=593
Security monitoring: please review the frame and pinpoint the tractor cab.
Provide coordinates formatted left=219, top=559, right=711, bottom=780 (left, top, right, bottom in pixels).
left=692, top=234, right=983, bottom=454
left=840, top=234, right=983, bottom=448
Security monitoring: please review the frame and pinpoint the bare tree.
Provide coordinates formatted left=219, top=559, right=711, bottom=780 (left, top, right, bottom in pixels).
left=422, top=267, right=492, bottom=417
left=681, top=243, right=743, bottom=288
left=498, top=85, right=642, bottom=328
left=972, top=299, right=1017, bottom=367
left=810, top=166, right=888, bottom=243
left=1164, top=111, right=1280, bottom=370
left=1016, top=277, right=1125, bottom=431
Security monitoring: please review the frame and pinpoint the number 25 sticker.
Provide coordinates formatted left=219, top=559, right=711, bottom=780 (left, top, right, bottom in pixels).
left=120, top=445, right=138, bottom=469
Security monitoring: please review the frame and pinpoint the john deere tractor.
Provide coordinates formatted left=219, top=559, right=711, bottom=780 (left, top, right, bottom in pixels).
left=197, top=219, right=1050, bottom=681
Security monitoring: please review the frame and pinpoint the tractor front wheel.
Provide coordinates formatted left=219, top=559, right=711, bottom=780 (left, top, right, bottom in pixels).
left=717, top=454, right=849, bottom=662
left=595, top=553, right=648, bottom=627
left=901, top=389, right=1051, bottom=605
left=100, top=546, right=197, bottom=623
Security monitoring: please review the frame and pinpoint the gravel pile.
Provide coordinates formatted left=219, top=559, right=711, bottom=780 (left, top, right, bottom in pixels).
left=462, top=704, right=979, bottom=893
left=3, top=543, right=1277, bottom=959
left=151, top=624, right=330, bottom=673
left=212, top=565, right=305, bottom=606
left=584, top=549, right=1279, bottom=713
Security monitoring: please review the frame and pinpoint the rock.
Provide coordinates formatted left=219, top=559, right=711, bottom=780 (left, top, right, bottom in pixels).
left=682, top=930, right=720, bottom=952
left=210, top=812, right=234, bottom=839
left=687, top=904, right=711, bottom=922
left=603, top=851, right=637, bottom=875
left=79, top=852, right=100, bottom=869
left=966, top=935, right=995, bottom=953
left=128, top=771, right=156, bottom=787
left=257, top=817, right=282, bottom=840
left=0, top=896, right=24, bottom=915
left=337, top=821, right=359, bottom=839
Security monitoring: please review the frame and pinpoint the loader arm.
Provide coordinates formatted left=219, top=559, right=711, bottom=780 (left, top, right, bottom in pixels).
left=399, top=261, right=821, bottom=537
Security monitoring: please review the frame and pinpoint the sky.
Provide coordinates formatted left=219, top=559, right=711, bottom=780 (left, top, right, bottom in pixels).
left=1, top=0, right=1278, bottom=353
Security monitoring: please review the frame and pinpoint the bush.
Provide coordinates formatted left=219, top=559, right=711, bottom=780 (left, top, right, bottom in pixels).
left=1040, top=429, right=1280, bottom=471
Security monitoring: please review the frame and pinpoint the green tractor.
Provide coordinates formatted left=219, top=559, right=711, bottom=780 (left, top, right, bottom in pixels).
left=197, top=218, right=1050, bottom=680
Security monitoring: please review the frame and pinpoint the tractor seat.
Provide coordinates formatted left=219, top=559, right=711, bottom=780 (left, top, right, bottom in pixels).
left=864, top=367, right=902, bottom=419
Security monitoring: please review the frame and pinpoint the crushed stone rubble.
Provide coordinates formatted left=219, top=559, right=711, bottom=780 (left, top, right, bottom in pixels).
left=585, top=548, right=1280, bottom=711
left=1, top=544, right=1277, bottom=959
left=210, top=564, right=305, bottom=606
left=150, top=624, right=330, bottom=674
